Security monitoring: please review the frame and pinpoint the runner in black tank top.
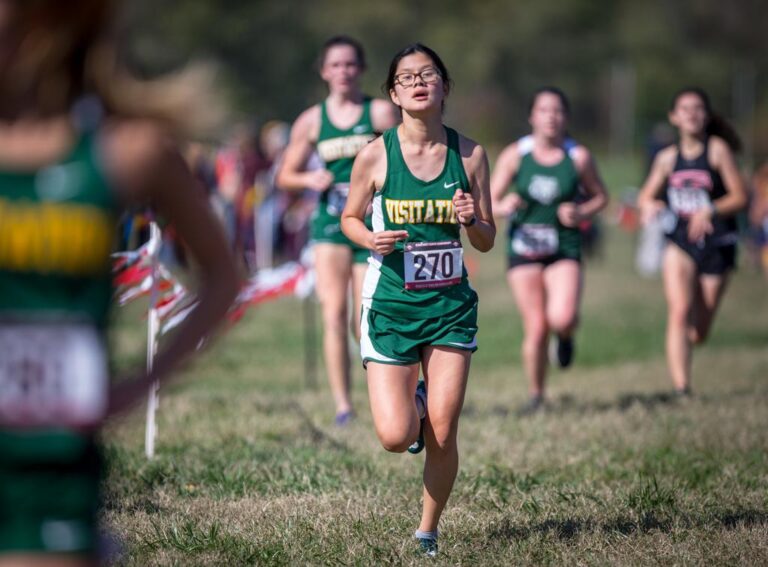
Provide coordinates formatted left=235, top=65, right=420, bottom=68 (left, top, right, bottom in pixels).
left=638, top=88, right=747, bottom=396
left=665, top=137, right=738, bottom=274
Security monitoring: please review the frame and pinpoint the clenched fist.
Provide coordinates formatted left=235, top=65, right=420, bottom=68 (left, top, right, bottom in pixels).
left=368, top=230, right=409, bottom=255
left=453, top=189, right=477, bottom=225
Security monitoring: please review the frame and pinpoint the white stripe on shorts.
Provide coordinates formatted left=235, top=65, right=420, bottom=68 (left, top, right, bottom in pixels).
left=445, top=337, right=478, bottom=350
left=360, top=305, right=400, bottom=364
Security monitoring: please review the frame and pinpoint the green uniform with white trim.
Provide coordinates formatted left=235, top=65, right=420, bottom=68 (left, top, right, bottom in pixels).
left=0, top=132, right=116, bottom=555
left=314, top=97, right=376, bottom=263
left=361, top=126, right=478, bottom=366
left=507, top=136, right=581, bottom=266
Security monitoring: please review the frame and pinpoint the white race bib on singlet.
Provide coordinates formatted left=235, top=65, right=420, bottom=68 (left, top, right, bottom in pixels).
left=326, top=183, right=350, bottom=216
left=512, top=224, right=559, bottom=258
left=0, top=323, right=108, bottom=428
left=668, top=186, right=711, bottom=218
left=404, top=241, right=463, bottom=290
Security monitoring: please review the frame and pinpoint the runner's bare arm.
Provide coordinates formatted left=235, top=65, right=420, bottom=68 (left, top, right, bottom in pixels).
left=572, top=146, right=609, bottom=219
left=638, top=146, right=675, bottom=224
left=104, top=120, right=239, bottom=417
left=370, top=98, right=401, bottom=132
left=489, top=142, right=523, bottom=217
left=709, top=136, right=748, bottom=217
left=275, top=106, right=333, bottom=192
left=458, top=137, right=495, bottom=252
left=341, top=137, right=407, bottom=255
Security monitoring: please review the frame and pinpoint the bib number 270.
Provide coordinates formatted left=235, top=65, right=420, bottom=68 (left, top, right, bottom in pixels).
left=404, top=241, right=463, bottom=290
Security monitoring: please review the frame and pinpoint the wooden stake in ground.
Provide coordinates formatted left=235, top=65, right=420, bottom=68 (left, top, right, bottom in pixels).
left=144, top=221, right=161, bottom=459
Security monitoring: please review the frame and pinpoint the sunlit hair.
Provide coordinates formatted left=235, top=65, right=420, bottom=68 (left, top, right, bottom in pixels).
left=383, top=43, right=452, bottom=112
left=4, top=0, right=225, bottom=138
left=317, top=35, right=366, bottom=72
left=528, top=86, right=571, bottom=116
left=670, top=87, right=742, bottom=153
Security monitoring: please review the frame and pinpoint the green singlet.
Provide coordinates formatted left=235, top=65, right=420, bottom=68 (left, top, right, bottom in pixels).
left=0, top=131, right=117, bottom=555
left=507, top=135, right=582, bottom=266
left=361, top=126, right=478, bottom=366
left=313, top=97, right=376, bottom=263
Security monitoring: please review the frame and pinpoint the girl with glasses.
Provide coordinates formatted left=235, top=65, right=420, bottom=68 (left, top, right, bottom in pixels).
left=342, top=43, right=495, bottom=557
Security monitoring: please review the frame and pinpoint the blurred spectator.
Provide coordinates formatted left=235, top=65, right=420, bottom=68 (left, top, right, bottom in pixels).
left=749, top=161, right=768, bottom=279
left=636, top=122, right=677, bottom=276
left=256, top=121, right=319, bottom=267
left=215, top=123, right=269, bottom=271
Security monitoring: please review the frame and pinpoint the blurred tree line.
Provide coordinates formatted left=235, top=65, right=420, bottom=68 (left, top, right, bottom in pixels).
left=126, top=0, right=768, bottom=161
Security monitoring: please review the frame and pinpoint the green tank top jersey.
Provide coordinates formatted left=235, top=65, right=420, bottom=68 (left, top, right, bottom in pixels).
left=314, top=97, right=376, bottom=219
left=508, top=135, right=581, bottom=260
left=362, top=126, right=477, bottom=320
left=1, top=131, right=116, bottom=459
left=0, top=133, right=117, bottom=326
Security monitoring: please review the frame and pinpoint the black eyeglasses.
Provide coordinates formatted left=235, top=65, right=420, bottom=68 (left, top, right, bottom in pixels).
left=394, top=68, right=441, bottom=88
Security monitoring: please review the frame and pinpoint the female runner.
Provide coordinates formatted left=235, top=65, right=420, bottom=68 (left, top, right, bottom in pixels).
left=490, top=87, right=608, bottom=414
left=277, top=36, right=399, bottom=425
left=638, top=88, right=747, bottom=395
left=342, top=43, right=495, bottom=556
left=0, top=2, right=238, bottom=565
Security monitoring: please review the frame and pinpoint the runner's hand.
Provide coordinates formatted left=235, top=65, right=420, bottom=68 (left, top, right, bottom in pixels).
left=494, top=193, right=524, bottom=217
left=369, top=230, right=409, bottom=255
left=688, top=207, right=714, bottom=242
left=453, top=189, right=477, bottom=225
left=557, top=202, right=581, bottom=228
left=304, top=169, right=334, bottom=192
left=639, top=200, right=666, bottom=226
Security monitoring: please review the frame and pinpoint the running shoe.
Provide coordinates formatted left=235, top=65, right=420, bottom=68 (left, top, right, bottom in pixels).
left=516, top=394, right=544, bottom=417
left=407, top=379, right=427, bottom=454
left=555, top=335, right=575, bottom=368
left=415, top=535, right=438, bottom=557
left=674, top=386, right=693, bottom=400
left=334, top=410, right=355, bottom=427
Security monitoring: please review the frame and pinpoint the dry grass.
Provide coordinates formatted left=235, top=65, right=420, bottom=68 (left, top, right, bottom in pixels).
left=103, top=226, right=768, bottom=566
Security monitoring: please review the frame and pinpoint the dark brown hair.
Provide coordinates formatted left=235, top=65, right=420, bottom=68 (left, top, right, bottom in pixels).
left=671, top=87, right=742, bottom=152
left=317, top=35, right=366, bottom=72
left=4, top=0, right=224, bottom=137
left=528, top=86, right=571, bottom=116
left=383, top=43, right=452, bottom=112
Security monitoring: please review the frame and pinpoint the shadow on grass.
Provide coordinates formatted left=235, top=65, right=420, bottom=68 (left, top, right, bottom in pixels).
left=478, top=387, right=767, bottom=418
left=488, top=509, right=768, bottom=543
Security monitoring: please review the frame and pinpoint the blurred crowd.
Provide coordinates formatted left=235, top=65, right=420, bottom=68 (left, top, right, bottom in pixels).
left=119, top=119, right=320, bottom=274
left=119, top=118, right=768, bottom=281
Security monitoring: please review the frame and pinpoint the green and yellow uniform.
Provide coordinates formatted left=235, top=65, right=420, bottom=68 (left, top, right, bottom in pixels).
left=0, top=132, right=117, bottom=554
left=361, top=127, right=478, bottom=366
left=507, top=136, right=581, bottom=268
left=314, top=97, right=376, bottom=263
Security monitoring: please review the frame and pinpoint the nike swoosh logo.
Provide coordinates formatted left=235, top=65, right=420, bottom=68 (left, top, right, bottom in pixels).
left=444, top=181, right=460, bottom=189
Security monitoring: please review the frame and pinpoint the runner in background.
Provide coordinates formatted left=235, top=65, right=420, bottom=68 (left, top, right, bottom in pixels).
left=638, top=87, right=748, bottom=396
left=277, top=36, right=399, bottom=425
left=749, top=161, right=768, bottom=279
left=0, top=1, right=238, bottom=564
left=490, top=87, right=608, bottom=415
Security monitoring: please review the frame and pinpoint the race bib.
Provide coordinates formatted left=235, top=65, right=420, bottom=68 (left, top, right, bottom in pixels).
left=512, top=224, right=559, bottom=258
left=668, top=186, right=711, bottom=218
left=0, top=323, right=108, bottom=428
left=404, top=241, right=463, bottom=290
left=326, top=183, right=350, bottom=216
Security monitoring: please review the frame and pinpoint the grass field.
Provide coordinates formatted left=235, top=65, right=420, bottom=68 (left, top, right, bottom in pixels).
left=104, top=189, right=768, bottom=565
